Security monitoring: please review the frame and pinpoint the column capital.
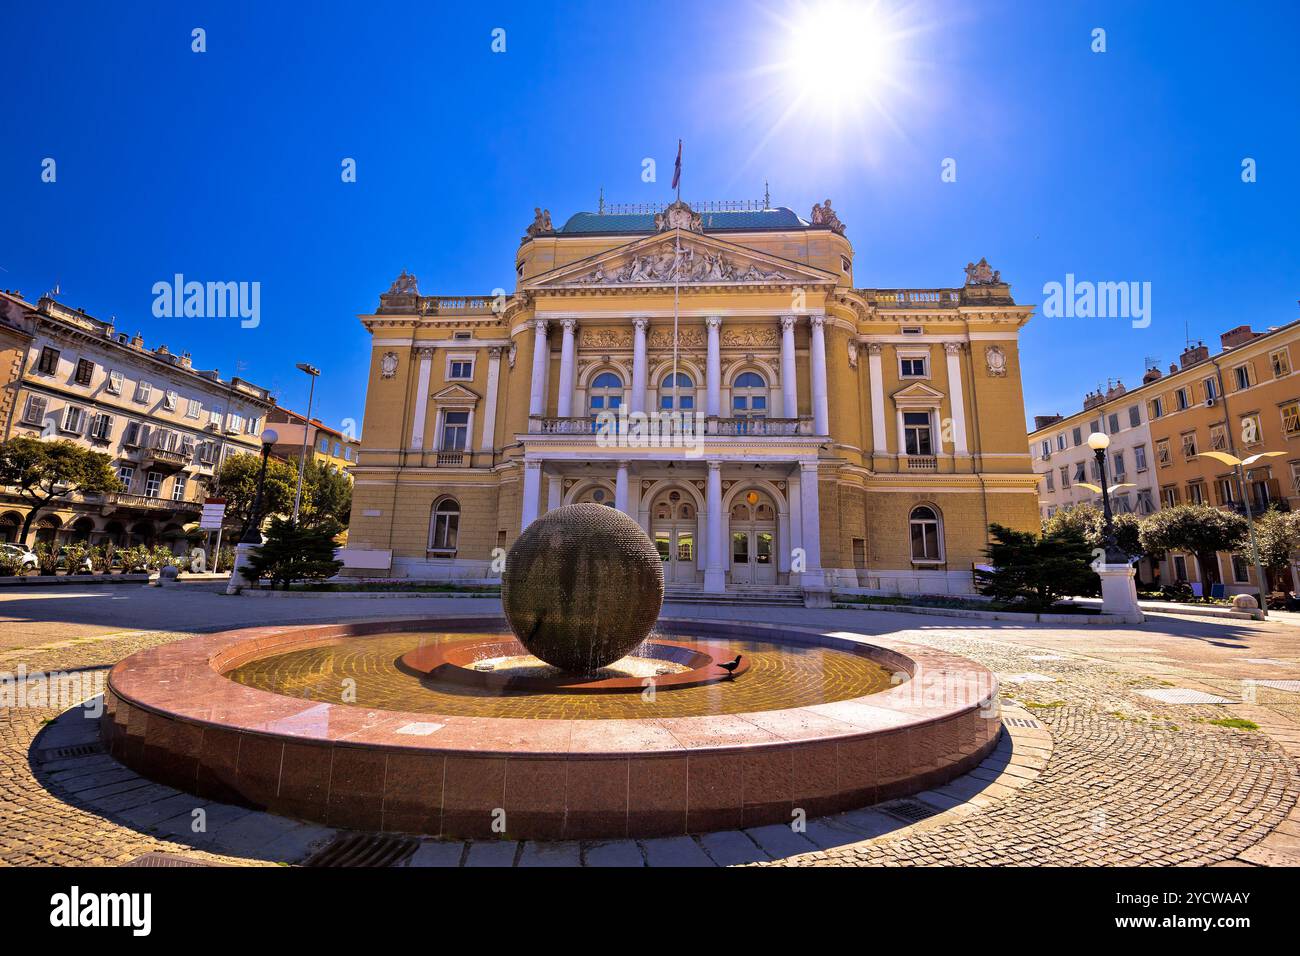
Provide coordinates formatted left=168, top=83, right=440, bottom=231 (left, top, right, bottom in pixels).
left=799, top=459, right=820, bottom=474
left=867, top=342, right=884, bottom=355
left=809, top=314, right=826, bottom=329
left=707, top=459, right=723, bottom=472
left=524, top=459, right=543, bottom=472
left=780, top=315, right=797, bottom=332
left=560, top=318, right=578, bottom=333
left=533, top=318, right=549, bottom=334
left=633, top=317, right=650, bottom=333
left=705, top=315, right=723, bottom=330
left=943, top=342, right=963, bottom=355
left=412, top=346, right=435, bottom=357
left=488, top=346, right=503, bottom=358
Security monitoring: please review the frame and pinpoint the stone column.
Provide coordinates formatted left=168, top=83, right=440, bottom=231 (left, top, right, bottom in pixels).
left=528, top=320, right=549, bottom=418
left=615, top=461, right=630, bottom=514
left=521, top=460, right=542, bottom=530
left=780, top=315, right=798, bottom=419
left=704, top=460, right=726, bottom=592
left=809, top=315, right=830, bottom=436
left=547, top=475, right=562, bottom=512
left=788, top=470, right=803, bottom=583
left=410, top=347, right=434, bottom=450
left=705, top=316, right=722, bottom=417
left=479, top=347, right=502, bottom=452
left=798, top=460, right=827, bottom=592
left=631, top=318, right=649, bottom=414
left=556, top=319, right=578, bottom=418
left=944, top=342, right=969, bottom=456
left=867, top=343, right=888, bottom=454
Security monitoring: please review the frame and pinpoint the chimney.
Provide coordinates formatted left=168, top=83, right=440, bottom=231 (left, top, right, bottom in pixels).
left=1220, top=325, right=1259, bottom=349
left=1142, top=366, right=1163, bottom=384
left=1180, top=341, right=1209, bottom=368
left=1034, top=414, right=1063, bottom=430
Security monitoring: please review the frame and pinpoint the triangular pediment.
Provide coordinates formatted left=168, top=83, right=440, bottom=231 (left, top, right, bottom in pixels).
left=526, top=231, right=837, bottom=290
left=430, top=384, right=480, bottom=404
left=891, top=381, right=945, bottom=404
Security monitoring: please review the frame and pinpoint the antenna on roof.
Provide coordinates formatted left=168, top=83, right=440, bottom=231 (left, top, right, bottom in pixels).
left=763, top=180, right=771, bottom=209
left=1143, top=355, right=1160, bottom=370
left=598, top=186, right=605, bottom=215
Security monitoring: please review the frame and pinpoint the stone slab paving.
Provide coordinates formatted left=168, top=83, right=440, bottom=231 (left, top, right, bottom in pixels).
left=3, top=587, right=1300, bottom=867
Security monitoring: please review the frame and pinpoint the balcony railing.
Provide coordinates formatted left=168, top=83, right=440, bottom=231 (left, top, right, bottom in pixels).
left=869, top=289, right=961, bottom=308
left=528, top=416, right=816, bottom=437
left=904, top=456, right=938, bottom=471
left=435, top=451, right=467, bottom=467
left=100, top=492, right=202, bottom=513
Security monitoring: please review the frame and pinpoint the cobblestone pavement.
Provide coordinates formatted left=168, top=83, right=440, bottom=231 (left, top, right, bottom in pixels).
left=2, top=586, right=1299, bottom=866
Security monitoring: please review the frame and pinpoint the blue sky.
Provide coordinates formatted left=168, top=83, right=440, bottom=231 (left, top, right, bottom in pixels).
left=2, top=0, right=1297, bottom=434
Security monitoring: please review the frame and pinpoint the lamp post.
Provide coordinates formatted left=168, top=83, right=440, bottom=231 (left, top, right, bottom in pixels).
left=1195, top=450, right=1284, bottom=619
left=292, top=363, right=321, bottom=525
left=1085, top=432, right=1143, bottom=623
left=1086, top=432, right=1128, bottom=564
left=241, top=428, right=279, bottom=544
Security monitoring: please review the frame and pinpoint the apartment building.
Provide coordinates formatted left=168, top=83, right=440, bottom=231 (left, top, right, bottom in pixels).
left=0, top=291, right=275, bottom=547
left=265, top=407, right=360, bottom=477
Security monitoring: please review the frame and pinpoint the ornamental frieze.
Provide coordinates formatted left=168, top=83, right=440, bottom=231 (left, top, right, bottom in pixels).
left=720, top=327, right=779, bottom=348
left=568, top=242, right=793, bottom=286
left=581, top=328, right=633, bottom=349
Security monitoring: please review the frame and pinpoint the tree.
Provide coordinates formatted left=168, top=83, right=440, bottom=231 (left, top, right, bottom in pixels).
left=209, top=452, right=296, bottom=539
left=1138, top=504, right=1247, bottom=589
left=1043, top=502, right=1143, bottom=562
left=240, top=518, right=343, bottom=589
left=1249, top=507, right=1300, bottom=592
left=976, top=523, right=1098, bottom=611
left=0, top=437, right=122, bottom=543
left=299, top=458, right=352, bottom=529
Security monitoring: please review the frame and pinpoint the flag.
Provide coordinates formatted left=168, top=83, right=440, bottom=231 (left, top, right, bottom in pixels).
left=671, top=139, right=681, bottom=191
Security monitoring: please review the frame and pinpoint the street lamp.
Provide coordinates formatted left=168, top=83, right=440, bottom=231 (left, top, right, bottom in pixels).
left=1196, top=450, right=1285, bottom=618
left=1086, top=432, right=1130, bottom=564
left=241, top=428, right=279, bottom=544
left=292, top=363, right=321, bottom=525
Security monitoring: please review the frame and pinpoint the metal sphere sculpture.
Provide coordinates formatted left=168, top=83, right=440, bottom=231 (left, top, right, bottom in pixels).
left=502, top=503, right=665, bottom=674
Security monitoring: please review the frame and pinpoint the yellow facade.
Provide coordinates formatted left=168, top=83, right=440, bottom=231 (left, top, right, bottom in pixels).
left=348, top=201, right=1040, bottom=596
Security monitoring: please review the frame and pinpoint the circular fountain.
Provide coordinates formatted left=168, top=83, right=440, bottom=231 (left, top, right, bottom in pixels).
left=101, top=509, right=1002, bottom=840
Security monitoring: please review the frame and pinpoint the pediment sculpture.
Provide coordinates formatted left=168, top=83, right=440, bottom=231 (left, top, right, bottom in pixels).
left=964, top=257, right=1002, bottom=286
left=387, top=270, right=419, bottom=295
left=654, top=199, right=703, bottom=233
left=569, top=242, right=792, bottom=286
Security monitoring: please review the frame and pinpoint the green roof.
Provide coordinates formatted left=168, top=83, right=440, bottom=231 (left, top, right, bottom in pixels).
left=558, top=207, right=808, bottom=235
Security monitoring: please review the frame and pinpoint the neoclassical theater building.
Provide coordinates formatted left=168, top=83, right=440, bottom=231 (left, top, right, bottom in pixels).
left=347, top=198, right=1040, bottom=599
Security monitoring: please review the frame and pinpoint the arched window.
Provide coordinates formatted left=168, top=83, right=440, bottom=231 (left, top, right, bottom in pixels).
left=429, top=497, right=460, bottom=553
left=660, top=372, right=694, bottom=410
left=589, top=371, right=623, bottom=418
left=909, top=505, right=942, bottom=562
left=732, top=371, right=767, bottom=419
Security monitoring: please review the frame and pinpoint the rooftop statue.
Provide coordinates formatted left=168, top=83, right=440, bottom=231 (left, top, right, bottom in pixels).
left=386, top=270, right=419, bottom=295
left=964, top=257, right=1002, bottom=286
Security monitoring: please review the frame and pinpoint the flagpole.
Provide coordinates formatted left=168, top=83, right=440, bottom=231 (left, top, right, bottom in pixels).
left=671, top=140, right=681, bottom=429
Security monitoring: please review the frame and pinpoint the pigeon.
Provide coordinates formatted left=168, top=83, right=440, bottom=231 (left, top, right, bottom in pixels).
left=717, top=655, right=742, bottom=677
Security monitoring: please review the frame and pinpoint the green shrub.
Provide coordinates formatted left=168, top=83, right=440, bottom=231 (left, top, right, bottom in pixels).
left=61, top=542, right=89, bottom=574
left=33, top=542, right=61, bottom=576
left=975, top=523, right=1098, bottom=612
left=241, top=519, right=343, bottom=590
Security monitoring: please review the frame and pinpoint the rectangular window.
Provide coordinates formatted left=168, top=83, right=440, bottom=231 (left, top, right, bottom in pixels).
left=1112, top=451, right=1126, bottom=476
left=1210, top=423, right=1229, bottom=451
left=208, top=409, right=222, bottom=428
left=448, top=358, right=474, bottom=380
left=1187, top=481, right=1206, bottom=505
left=1176, top=388, right=1190, bottom=410
left=163, top=390, right=178, bottom=411
left=116, top=465, right=135, bottom=489
left=1280, top=402, right=1300, bottom=437
left=344, top=446, right=353, bottom=461
left=1072, top=426, right=1083, bottom=446
left=171, top=474, right=188, bottom=502
left=1128, top=405, right=1141, bottom=428
left=453, top=331, right=472, bottom=341
left=1162, top=486, right=1179, bottom=508
left=60, top=405, right=85, bottom=434
left=186, top=398, right=202, bottom=419
left=319, top=436, right=330, bottom=452
left=227, top=413, right=244, bottom=433
left=1181, top=432, right=1198, bottom=459
left=1059, top=465, right=1070, bottom=489
left=1271, top=349, right=1291, bottom=378
left=122, top=421, right=145, bottom=447
left=440, top=410, right=469, bottom=450
left=74, top=358, right=95, bottom=386
left=107, top=370, right=123, bottom=394
left=902, top=411, right=932, bottom=455
left=1134, top=444, right=1148, bottom=472
left=88, top=412, right=114, bottom=441
left=1074, top=462, right=1087, bottom=483
left=1056, top=434, right=1066, bottom=451
left=1089, top=420, right=1100, bottom=436
left=1149, top=397, right=1164, bottom=419
left=1216, top=477, right=1239, bottom=505
left=1044, top=470, right=1054, bottom=492
left=36, top=347, right=59, bottom=375
left=21, top=395, right=47, bottom=425
left=1173, top=555, right=1188, bottom=582
left=1039, top=440, right=1050, bottom=461
left=143, top=471, right=163, bottom=498
left=1156, top=439, right=1171, bottom=466
left=899, top=356, right=927, bottom=378
left=134, top=381, right=152, bottom=404
left=246, top=416, right=261, bottom=436
left=1232, top=554, right=1251, bottom=583
left=1136, top=489, right=1154, bottom=514
left=1240, top=414, right=1262, bottom=445
left=1233, top=364, right=1252, bottom=390
left=1204, top=377, right=1219, bottom=401
left=1108, top=412, right=1120, bottom=434
left=1089, top=457, right=1102, bottom=481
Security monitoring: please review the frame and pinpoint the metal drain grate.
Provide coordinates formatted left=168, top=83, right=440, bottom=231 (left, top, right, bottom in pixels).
left=880, top=799, right=943, bottom=824
left=303, top=832, right=419, bottom=868
left=122, top=852, right=218, bottom=867
left=42, top=742, right=106, bottom=761
left=1004, top=717, right=1042, bottom=729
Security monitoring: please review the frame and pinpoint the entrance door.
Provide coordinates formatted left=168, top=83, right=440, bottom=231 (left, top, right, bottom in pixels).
left=650, top=490, right=699, bottom=585
left=729, top=490, right=777, bottom=586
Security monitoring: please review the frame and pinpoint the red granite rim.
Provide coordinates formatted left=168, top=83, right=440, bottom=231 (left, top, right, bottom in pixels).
left=104, top=615, right=999, bottom=758
left=396, top=636, right=753, bottom=693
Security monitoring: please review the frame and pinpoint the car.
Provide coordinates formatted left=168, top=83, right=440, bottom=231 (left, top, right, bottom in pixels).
left=0, top=543, right=38, bottom=570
